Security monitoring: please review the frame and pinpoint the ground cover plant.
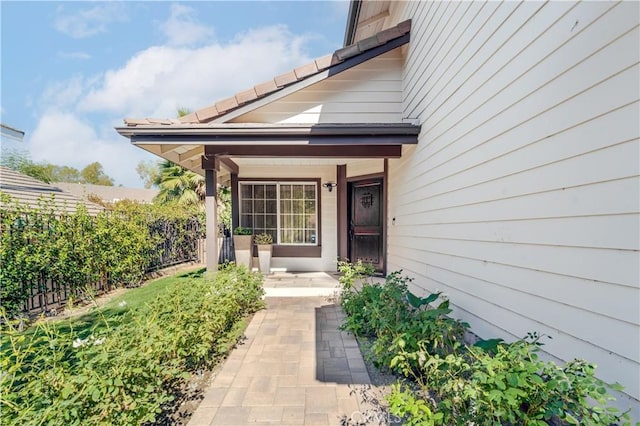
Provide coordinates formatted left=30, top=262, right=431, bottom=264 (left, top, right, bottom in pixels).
left=0, top=264, right=264, bottom=425
left=338, top=261, right=633, bottom=426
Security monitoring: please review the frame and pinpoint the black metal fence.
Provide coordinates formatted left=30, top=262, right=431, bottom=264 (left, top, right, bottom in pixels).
left=147, top=216, right=204, bottom=272
left=23, top=275, right=112, bottom=317
left=7, top=216, right=204, bottom=318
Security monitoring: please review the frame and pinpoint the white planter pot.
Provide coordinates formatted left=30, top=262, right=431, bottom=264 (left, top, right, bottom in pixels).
left=257, top=244, right=273, bottom=275
left=233, top=235, right=253, bottom=270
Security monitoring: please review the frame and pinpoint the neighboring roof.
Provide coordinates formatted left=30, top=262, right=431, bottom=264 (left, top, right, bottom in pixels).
left=0, top=166, right=104, bottom=216
left=123, top=19, right=411, bottom=127
left=54, top=182, right=158, bottom=204
left=1, top=123, right=25, bottom=142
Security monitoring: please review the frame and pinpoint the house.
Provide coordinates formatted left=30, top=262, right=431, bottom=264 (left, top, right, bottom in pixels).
left=116, top=1, right=640, bottom=413
left=53, top=182, right=158, bottom=204
left=0, top=166, right=104, bottom=216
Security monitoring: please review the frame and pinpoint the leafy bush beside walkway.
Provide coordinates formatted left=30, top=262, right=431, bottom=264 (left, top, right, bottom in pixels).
left=338, top=261, right=632, bottom=426
left=0, top=264, right=264, bottom=425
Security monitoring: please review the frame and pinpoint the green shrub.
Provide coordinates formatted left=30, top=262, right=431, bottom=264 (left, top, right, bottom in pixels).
left=339, top=264, right=467, bottom=371
left=388, top=336, right=632, bottom=425
left=0, top=195, right=203, bottom=318
left=0, top=264, right=264, bottom=425
left=337, top=261, right=632, bottom=426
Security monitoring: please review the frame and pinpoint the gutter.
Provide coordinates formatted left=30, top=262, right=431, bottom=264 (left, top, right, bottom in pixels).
left=343, top=0, right=362, bottom=47
left=116, top=123, right=421, bottom=139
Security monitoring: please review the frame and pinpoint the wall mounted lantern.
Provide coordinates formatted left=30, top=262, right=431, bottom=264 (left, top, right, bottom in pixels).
left=322, top=182, right=338, bottom=192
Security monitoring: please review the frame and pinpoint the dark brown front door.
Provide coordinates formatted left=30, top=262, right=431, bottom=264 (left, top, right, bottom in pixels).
left=349, top=178, right=383, bottom=271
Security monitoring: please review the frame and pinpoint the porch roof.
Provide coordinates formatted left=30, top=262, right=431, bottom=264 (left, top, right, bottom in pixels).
left=115, top=19, right=417, bottom=176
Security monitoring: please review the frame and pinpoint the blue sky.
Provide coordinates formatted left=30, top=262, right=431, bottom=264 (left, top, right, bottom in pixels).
left=1, top=1, right=348, bottom=187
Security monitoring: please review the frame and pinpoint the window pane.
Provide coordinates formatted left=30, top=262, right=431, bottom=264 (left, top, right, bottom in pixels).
left=305, top=231, right=315, bottom=244
left=306, top=215, right=316, bottom=228
left=305, top=200, right=315, bottom=214
left=266, top=200, right=277, bottom=213
left=266, top=184, right=277, bottom=198
left=241, top=200, right=252, bottom=213
left=266, top=214, right=277, bottom=228
left=293, top=185, right=303, bottom=198
left=254, top=185, right=265, bottom=198
left=241, top=185, right=253, bottom=199
left=280, top=185, right=291, bottom=199
left=254, top=216, right=264, bottom=229
left=304, top=185, right=315, bottom=199
left=280, top=199, right=290, bottom=213
left=292, top=200, right=303, bottom=212
left=254, top=200, right=264, bottom=213
left=240, top=215, right=252, bottom=228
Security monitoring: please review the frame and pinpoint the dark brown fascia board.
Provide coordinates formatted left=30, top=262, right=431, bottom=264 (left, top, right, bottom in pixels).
left=204, top=144, right=402, bottom=158
left=133, top=133, right=418, bottom=146
left=118, top=123, right=420, bottom=138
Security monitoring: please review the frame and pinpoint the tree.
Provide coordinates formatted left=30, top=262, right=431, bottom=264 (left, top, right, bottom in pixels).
left=136, top=160, right=161, bottom=189
left=153, top=160, right=205, bottom=207
left=1, top=149, right=53, bottom=183
left=80, top=162, right=114, bottom=186
left=52, top=165, right=82, bottom=183
left=1, top=150, right=115, bottom=186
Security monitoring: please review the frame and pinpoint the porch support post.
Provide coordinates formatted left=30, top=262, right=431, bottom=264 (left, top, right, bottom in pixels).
left=383, top=159, right=389, bottom=276
left=205, top=166, right=218, bottom=273
left=337, top=164, right=348, bottom=261
left=231, top=172, right=239, bottom=232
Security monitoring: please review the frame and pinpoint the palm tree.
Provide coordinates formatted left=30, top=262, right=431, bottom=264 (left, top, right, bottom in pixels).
left=153, top=160, right=205, bottom=207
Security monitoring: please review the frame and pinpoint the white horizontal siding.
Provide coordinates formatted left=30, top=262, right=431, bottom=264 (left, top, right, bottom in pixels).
left=235, top=50, right=403, bottom=124
left=346, top=159, right=384, bottom=178
left=388, top=0, right=640, bottom=410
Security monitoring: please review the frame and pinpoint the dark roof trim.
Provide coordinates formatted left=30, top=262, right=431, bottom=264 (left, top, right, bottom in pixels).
left=133, top=133, right=418, bottom=146
left=119, top=123, right=420, bottom=138
left=330, top=32, right=409, bottom=77
left=203, top=144, right=403, bottom=159
left=343, top=0, right=362, bottom=47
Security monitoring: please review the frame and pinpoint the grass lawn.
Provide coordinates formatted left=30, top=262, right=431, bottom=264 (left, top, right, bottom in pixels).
left=50, top=266, right=206, bottom=338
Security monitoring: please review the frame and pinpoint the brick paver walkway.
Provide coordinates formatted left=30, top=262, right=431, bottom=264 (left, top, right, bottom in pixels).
left=188, top=273, right=372, bottom=426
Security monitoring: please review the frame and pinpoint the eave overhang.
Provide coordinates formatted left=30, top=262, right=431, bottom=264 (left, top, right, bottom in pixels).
left=117, top=123, right=420, bottom=172
left=118, top=123, right=420, bottom=145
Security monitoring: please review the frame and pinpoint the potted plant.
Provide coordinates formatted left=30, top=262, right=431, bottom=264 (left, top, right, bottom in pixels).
left=233, top=227, right=253, bottom=270
left=254, top=232, right=273, bottom=275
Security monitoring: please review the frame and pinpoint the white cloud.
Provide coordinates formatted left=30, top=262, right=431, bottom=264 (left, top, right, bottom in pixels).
left=78, top=25, right=312, bottom=118
left=32, top=21, right=318, bottom=187
left=161, top=3, right=214, bottom=47
left=28, top=111, right=152, bottom=187
left=40, top=75, right=86, bottom=109
left=54, top=3, right=128, bottom=38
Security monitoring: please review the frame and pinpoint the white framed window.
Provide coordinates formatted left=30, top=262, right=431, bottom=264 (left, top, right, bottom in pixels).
left=239, top=181, right=318, bottom=245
